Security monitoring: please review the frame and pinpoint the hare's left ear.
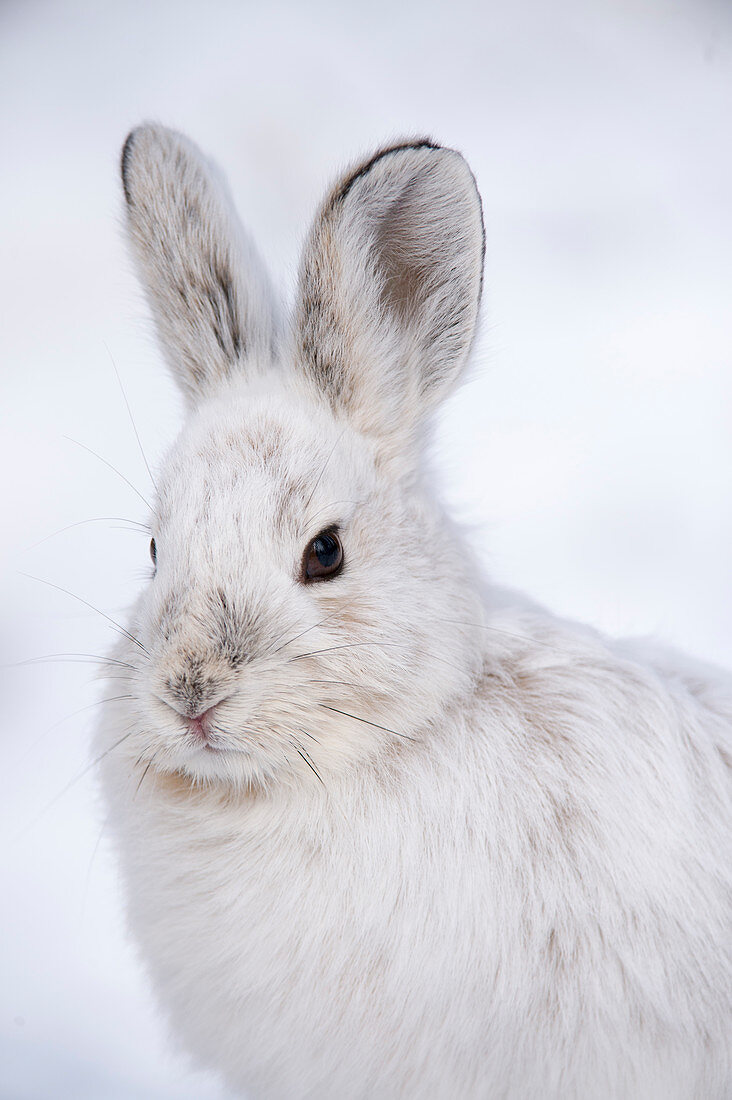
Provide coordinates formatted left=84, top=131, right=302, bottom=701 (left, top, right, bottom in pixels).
left=121, top=124, right=278, bottom=406
left=295, top=139, right=484, bottom=462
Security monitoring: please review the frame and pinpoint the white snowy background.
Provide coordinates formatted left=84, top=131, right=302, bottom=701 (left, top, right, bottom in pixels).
left=1, top=0, right=731, bottom=1096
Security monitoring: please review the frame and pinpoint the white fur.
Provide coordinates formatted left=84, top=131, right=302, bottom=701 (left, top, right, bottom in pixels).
left=98, top=125, right=732, bottom=1098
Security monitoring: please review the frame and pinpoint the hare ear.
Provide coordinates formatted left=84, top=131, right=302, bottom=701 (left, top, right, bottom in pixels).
left=295, top=139, right=484, bottom=462
left=121, top=124, right=277, bottom=405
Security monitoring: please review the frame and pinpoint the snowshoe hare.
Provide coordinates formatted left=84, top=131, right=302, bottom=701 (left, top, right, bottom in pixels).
left=98, top=124, right=732, bottom=1098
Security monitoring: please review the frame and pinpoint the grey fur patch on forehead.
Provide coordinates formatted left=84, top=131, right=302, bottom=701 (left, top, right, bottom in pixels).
left=155, top=392, right=352, bottom=538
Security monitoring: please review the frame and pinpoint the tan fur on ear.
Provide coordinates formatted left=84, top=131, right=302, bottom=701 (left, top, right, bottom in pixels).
left=295, top=140, right=485, bottom=459
left=121, top=124, right=278, bottom=404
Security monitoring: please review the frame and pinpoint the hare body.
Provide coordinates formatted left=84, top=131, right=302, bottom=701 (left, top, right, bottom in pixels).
left=98, top=126, right=732, bottom=1098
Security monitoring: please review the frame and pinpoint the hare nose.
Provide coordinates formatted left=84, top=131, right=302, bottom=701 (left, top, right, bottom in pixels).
left=188, top=704, right=218, bottom=741
left=164, top=669, right=224, bottom=717
left=159, top=689, right=230, bottom=725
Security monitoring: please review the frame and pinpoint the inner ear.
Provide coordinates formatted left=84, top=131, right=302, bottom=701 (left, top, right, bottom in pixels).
left=375, top=177, right=433, bottom=326
left=295, top=140, right=485, bottom=461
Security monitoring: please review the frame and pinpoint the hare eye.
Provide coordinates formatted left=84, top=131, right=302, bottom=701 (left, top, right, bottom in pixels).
left=150, top=538, right=157, bottom=566
left=302, top=528, right=343, bottom=583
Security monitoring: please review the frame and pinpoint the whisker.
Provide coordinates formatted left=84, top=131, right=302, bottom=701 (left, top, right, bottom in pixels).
left=64, top=434, right=152, bottom=511
left=51, top=693, right=134, bottom=727
left=290, top=641, right=403, bottom=662
left=79, top=814, right=110, bottom=927
left=105, top=344, right=158, bottom=491
left=308, top=678, right=362, bottom=689
left=16, top=653, right=139, bottom=671
left=266, top=617, right=318, bottom=657
left=26, top=516, right=150, bottom=550
left=134, top=755, right=157, bottom=798
left=15, top=726, right=138, bottom=838
left=319, top=703, right=416, bottom=742
left=430, top=617, right=559, bottom=652
left=256, top=587, right=302, bottom=656
left=18, top=694, right=135, bottom=762
left=295, top=745, right=325, bottom=786
left=295, top=636, right=469, bottom=678
left=306, top=498, right=364, bottom=524
left=92, top=673, right=140, bottom=684
left=88, top=728, right=139, bottom=775
left=20, top=572, right=148, bottom=654
left=304, top=428, right=348, bottom=510
left=270, top=610, right=341, bottom=656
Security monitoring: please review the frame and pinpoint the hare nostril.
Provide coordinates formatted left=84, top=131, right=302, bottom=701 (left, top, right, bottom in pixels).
left=187, top=703, right=218, bottom=740
left=190, top=704, right=218, bottom=722
left=162, top=667, right=229, bottom=716
left=156, top=692, right=231, bottom=733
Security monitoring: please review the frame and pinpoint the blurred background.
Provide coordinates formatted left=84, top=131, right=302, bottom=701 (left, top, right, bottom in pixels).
left=1, top=0, right=731, bottom=1096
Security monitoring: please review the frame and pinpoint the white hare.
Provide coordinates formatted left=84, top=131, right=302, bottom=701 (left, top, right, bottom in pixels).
left=98, top=124, right=732, bottom=1099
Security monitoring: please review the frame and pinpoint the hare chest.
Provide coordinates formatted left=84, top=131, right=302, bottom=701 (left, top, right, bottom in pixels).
left=125, top=779, right=511, bottom=1098
left=117, top=714, right=728, bottom=1100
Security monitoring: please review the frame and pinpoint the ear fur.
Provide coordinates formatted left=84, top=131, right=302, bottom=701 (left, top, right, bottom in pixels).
left=121, top=124, right=277, bottom=404
left=295, top=139, right=485, bottom=460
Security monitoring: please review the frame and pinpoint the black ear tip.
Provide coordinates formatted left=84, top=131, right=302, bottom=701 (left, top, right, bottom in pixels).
left=334, top=138, right=458, bottom=207
left=120, top=129, right=138, bottom=204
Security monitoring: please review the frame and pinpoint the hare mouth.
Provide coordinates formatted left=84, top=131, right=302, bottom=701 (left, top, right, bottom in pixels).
left=185, top=733, right=242, bottom=754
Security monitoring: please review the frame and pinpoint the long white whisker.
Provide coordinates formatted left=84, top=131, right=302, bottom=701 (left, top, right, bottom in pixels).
left=16, top=653, right=139, bottom=671
left=105, top=343, right=158, bottom=491
left=64, top=434, right=152, bottom=510
left=290, top=641, right=403, bottom=662
left=429, top=617, right=558, bottom=652
left=26, top=515, right=150, bottom=550
left=15, top=726, right=138, bottom=839
left=270, top=610, right=341, bottom=656
left=19, top=694, right=135, bottom=763
left=20, top=572, right=148, bottom=654
left=304, top=428, right=348, bottom=510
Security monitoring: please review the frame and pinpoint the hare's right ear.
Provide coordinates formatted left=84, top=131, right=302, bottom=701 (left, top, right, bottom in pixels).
left=120, top=124, right=277, bottom=405
left=294, top=139, right=484, bottom=466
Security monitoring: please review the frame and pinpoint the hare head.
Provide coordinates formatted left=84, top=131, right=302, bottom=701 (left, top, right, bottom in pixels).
left=118, top=125, right=485, bottom=790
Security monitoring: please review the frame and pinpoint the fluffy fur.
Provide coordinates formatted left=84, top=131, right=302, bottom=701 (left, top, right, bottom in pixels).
left=98, top=124, right=732, bottom=1098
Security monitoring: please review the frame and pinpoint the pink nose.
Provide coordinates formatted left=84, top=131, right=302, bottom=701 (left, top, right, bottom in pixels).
left=187, top=704, right=218, bottom=741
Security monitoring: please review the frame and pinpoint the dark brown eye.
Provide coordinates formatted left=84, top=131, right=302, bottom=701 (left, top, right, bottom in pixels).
left=150, top=538, right=157, bottom=566
left=302, top=528, right=343, bottom=583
